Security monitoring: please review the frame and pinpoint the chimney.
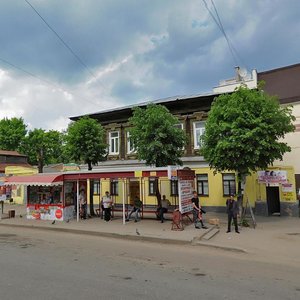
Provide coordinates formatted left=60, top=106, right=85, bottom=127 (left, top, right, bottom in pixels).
left=235, top=66, right=241, bottom=82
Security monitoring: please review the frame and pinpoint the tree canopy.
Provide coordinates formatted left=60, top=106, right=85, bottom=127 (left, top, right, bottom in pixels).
left=129, top=104, right=187, bottom=167
left=66, top=117, right=107, bottom=170
left=0, top=117, right=27, bottom=151
left=21, top=129, right=64, bottom=173
left=201, top=85, right=295, bottom=181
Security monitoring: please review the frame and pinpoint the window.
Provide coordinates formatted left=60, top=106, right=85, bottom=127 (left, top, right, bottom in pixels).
left=149, top=177, right=158, bottom=196
left=110, top=180, right=118, bottom=196
left=193, top=121, right=205, bottom=149
left=109, top=131, right=119, bottom=155
left=174, top=123, right=184, bottom=150
left=170, top=179, right=178, bottom=196
left=93, top=181, right=100, bottom=195
left=222, top=174, right=236, bottom=196
left=174, top=123, right=183, bottom=130
left=127, top=131, right=135, bottom=154
left=197, top=174, right=209, bottom=196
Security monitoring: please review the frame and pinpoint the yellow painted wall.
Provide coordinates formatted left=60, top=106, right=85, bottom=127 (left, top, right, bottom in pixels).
left=247, top=166, right=297, bottom=203
left=87, top=165, right=297, bottom=210
left=5, top=166, right=38, bottom=204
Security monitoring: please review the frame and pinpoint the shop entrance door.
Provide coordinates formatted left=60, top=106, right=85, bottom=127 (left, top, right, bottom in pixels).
left=129, top=180, right=140, bottom=205
left=266, top=186, right=280, bottom=215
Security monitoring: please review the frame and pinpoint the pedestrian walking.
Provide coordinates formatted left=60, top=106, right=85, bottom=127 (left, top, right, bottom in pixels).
left=191, top=191, right=207, bottom=229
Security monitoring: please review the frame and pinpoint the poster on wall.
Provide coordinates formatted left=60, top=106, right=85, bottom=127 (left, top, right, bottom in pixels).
left=27, top=205, right=64, bottom=221
left=282, top=183, right=294, bottom=201
left=178, top=169, right=195, bottom=214
left=257, top=170, right=287, bottom=185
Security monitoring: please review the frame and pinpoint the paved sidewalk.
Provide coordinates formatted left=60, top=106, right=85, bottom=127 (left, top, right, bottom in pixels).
left=1, top=204, right=300, bottom=259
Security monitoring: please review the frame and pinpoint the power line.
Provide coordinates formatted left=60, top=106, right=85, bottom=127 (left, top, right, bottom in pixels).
left=0, top=57, right=59, bottom=89
left=24, top=0, right=99, bottom=81
left=0, top=56, right=100, bottom=107
left=202, top=0, right=249, bottom=70
left=210, top=0, right=249, bottom=70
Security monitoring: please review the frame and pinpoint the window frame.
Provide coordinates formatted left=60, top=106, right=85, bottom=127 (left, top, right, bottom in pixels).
left=109, top=131, right=120, bottom=155
left=222, top=173, right=236, bottom=196
left=93, top=180, right=100, bottom=195
left=193, top=121, right=205, bottom=149
left=110, top=179, right=118, bottom=196
left=196, top=174, right=209, bottom=196
left=170, top=179, right=179, bottom=196
left=149, top=177, right=158, bottom=196
left=126, top=131, right=135, bottom=154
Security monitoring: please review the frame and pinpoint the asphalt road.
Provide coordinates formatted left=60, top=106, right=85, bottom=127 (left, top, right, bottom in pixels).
left=0, top=226, right=299, bottom=300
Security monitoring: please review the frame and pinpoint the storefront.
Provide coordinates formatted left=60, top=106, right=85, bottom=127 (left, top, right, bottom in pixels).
left=5, top=173, right=74, bottom=221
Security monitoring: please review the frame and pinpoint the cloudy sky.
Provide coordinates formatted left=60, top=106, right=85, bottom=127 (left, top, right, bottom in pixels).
left=0, top=0, right=299, bottom=131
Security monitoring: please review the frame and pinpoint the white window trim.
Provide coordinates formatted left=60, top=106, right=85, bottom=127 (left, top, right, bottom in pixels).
left=109, top=131, right=119, bottom=155
left=126, top=131, right=136, bottom=154
left=193, top=121, right=205, bottom=149
left=175, top=123, right=183, bottom=130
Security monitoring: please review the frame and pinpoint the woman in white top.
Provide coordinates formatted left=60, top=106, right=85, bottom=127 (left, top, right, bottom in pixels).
left=102, top=191, right=113, bottom=221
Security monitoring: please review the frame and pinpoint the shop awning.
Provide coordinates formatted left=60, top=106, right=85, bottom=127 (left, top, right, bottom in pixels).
left=4, top=174, right=63, bottom=186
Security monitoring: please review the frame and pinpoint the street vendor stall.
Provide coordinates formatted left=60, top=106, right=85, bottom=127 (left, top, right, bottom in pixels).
left=5, top=173, right=74, bottom=221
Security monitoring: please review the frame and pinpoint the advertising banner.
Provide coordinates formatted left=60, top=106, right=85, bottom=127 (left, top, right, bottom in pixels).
left=178, top=169, right=195, bottom=214
left=257, top=170, right=287, bottom=185
left=27, top=205, right=64, bottom=221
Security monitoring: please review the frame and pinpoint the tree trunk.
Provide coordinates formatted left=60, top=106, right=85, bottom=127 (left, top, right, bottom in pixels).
left=155, top=178, right=161, bottom=207
left=38, top=149, right=44, bottom=173
left=87, top=160, right=92, bottom=171
left=237, top=172, right=246, bottom=215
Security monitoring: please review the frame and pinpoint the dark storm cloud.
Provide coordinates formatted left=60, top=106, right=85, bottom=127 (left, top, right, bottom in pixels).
left=0, top=0, right=300, bottom=130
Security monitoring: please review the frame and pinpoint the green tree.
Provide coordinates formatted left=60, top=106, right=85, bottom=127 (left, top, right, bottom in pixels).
left=66, top=117, right=107, bottom=216
left=201, top=85, right=295, bottom=202
left=0, top=117, right=27, bottom=151
left=21, top=129, right=64, bottom=173
left=129, top=104, right=187, bottom=204
left=66, top=117, right=107, bottom=170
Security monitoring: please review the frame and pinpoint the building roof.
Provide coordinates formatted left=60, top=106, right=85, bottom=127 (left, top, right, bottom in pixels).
left=69, top=91, right=219, bottom=125
left=0, top=150, right=27, bottom=157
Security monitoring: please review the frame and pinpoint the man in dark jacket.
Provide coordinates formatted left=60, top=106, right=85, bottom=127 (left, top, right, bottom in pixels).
left=226, top=194, right=240, bottom=233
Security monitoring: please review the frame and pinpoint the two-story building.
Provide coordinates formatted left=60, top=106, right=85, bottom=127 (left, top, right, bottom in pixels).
left=68, top=64, right=300, bottom=217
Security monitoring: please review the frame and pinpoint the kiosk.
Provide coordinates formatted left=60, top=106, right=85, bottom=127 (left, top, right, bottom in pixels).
left=5, top=174, right=74, bottom=221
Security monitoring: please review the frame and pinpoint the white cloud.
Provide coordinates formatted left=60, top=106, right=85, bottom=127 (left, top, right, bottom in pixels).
left=0, top=0, right=299, bottom=132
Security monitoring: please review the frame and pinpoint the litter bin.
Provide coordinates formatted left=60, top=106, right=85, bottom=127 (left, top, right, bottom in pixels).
left=8, top=210, right=15, bottom=218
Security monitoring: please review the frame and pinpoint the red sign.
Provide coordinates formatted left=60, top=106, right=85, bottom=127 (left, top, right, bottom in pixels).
left=55, top=209, right=63, bottom=219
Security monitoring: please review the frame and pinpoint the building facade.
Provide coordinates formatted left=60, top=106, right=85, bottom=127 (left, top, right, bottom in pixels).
left=69, top=66, right=299, bottom=217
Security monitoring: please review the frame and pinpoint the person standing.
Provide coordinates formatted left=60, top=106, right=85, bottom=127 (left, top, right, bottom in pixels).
left=191, top=191, right=207, bottom=229
left=79, top=189, right=87, bottom=219
left=102, top=191, right=113, bottom=222
left=226, top=194, right=240, bottom=233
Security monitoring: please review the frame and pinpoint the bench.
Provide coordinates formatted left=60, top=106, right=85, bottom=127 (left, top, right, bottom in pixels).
left=109, top=204, right=191, bottom=220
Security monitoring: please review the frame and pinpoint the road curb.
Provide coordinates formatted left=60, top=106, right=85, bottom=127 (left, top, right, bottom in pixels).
left=0, top=223, right=190, bottom=246
left=0, top=222, right=247, bottom=253
left=195, top=241, right=247, bottom=253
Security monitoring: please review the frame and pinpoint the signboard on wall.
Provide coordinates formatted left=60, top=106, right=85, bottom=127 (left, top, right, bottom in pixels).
left=167, top=166, right=178, bottom=180
left=177, top=169, right=195, bottom=214
left=257, top=170, right=287, bottom=185
left=282, top=183, right=294, bottom=201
